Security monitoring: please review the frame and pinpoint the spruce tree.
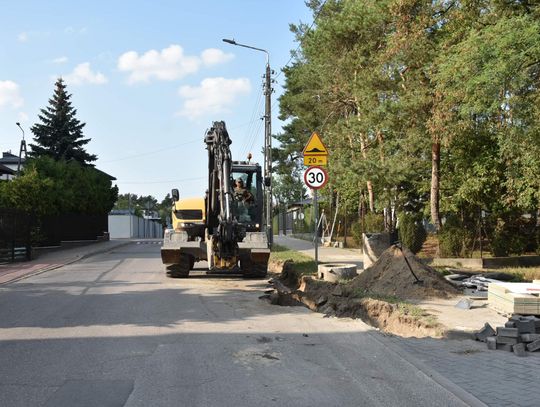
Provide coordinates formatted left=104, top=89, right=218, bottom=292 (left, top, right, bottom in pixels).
left=30, top=78, right=97, bottom=165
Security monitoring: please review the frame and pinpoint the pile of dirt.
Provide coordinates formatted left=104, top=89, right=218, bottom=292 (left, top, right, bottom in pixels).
left=268, top=244, right=459, bottom=338
left=350, top=245, right=459, bottom=300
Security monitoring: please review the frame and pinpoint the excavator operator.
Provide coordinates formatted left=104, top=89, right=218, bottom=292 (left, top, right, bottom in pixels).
left=234, top=178, right=254, bottom=204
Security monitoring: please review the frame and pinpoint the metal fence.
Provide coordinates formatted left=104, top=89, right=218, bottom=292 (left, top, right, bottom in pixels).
left=36, top=213, right=109, bottom=246
left=0, top=209, right=32, bottom=262
left=0, top=209, right=110, bottom=262
left=274, top=206, right=540, bottom=261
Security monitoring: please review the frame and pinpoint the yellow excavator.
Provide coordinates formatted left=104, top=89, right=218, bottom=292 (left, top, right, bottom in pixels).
left=161, top=121, right=270, bottom=278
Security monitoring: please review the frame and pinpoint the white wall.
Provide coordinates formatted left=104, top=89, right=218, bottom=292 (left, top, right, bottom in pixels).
left=108, top=215, right=163, bottom=239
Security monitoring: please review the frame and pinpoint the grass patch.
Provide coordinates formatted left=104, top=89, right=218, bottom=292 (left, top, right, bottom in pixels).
left=270, top=244, right=317, bottom=275
left=431, top=266, right=454, bottom=276
left=483, top=267, right=540, bottom=282
left=431, top=264, right=540, bottom=282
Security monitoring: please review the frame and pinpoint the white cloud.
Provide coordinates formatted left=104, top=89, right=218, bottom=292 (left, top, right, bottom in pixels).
left=117, top=45, right=234, bottom=84
left=64, top=62, right=108, bottom=85
left=0, top=81, right=24, bottom=109
left=201, top=48, right=234, bottom=66
left=64, top=26, right=87, bottom=35
left=52, top=56, right=68, bottom=64
left=177, top=77, right=251, bottom=118
left=18, top=32, right=28, bottom=42
left=17, top=112, right=29, bottom=123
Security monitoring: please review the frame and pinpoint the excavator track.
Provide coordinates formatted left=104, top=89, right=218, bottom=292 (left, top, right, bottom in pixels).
left=166, top=254, right=192, bottom=278
left=240, top=254, right=268, bottom=279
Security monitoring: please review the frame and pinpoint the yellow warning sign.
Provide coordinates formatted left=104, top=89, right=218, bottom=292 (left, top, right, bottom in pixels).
left=302, top=131, right=328, bottom=156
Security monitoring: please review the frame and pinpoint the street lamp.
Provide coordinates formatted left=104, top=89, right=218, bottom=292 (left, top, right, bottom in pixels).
left=222, top=38, right=273, bottom=245
left=15, top=122, right=27, bottom=175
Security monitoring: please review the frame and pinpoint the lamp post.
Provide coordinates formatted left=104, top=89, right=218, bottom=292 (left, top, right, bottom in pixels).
left=222, top=38, right=273, bottom=245
left=15, top=122, right=27, bottom=176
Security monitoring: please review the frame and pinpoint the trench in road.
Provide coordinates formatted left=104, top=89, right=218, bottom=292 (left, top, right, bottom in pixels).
left=0, top=242, right=470, bottom=407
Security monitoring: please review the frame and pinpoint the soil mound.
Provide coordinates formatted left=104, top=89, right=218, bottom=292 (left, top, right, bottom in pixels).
left=352, top=245, right=459, bottom=300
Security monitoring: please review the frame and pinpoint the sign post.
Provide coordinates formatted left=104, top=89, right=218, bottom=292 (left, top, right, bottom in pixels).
left=314, top=189, right=318, bottom=264
left=303, top=130, right=329, bottom=267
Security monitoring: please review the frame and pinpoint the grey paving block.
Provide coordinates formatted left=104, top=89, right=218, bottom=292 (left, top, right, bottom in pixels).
left=505, top=321, right=516, bottom=328
left=496, top=336, right=519, bottom=345
left=496, top=327, right=519, bottom=337
left=475, top=322, right=496, bottom=342
left=520, top=333, right=540, bottom=343
left=496, top=343, right=514, bottom=352
left=516, top=319, right=536, bottom=334
left=486, top=336, right=497, bottom=350
left=513, top=343, right=527, bottom=357
left=527, top=339, right=540, bottom=352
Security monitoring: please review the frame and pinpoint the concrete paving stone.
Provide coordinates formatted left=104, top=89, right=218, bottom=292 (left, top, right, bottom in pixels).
left=516, top=319, right=536, bottom=334
left=496, top=327, right=519, bottom=337
left=526, top=339, right=540, bottom=352
left=521, top=333, right=540, bottom=342
left=513, top=343, right=527, bottom=357
left=497, top=335, right=520, bottom=345
left=486, top=337, right=497, bottom=350
left=474, top=322, right=496, bottom=342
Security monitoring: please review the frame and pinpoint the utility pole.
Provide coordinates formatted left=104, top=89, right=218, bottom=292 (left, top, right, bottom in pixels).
left=222, top=38, right=273, bottom=245
left=264, top=61, right=273, bottom=245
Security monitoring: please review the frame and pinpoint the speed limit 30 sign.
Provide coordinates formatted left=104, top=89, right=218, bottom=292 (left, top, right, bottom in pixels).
left=304, top=166, right=329, bottom=190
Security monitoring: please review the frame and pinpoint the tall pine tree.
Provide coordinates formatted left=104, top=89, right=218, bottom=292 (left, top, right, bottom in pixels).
left=30, top=78, right=97, bottom=165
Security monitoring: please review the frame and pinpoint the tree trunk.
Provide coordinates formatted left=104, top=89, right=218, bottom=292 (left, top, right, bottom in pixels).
left=343, top=212, right=348, bottom=248
left=366, top=181, right=374, bottom=212
left=430, top=141, right=442, bottom=230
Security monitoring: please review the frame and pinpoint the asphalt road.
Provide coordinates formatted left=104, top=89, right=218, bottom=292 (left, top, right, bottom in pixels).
left=0, top=241, right=471, bottom=407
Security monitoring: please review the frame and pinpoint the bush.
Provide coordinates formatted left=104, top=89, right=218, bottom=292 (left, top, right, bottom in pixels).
left=350, top=212, right=385, bottom=247
left=490, top=230, right=509, bottom=257
left=362, top=212, right=385, bottom=233
left=438, top=226, right=472, bottom=257
left=2, top=157, right=118, bottom=216
left=398, top=213, right=427, bottom=254
left=350, top=221, right=363, bottom=246
left=489, top=216, right=529, bottom=257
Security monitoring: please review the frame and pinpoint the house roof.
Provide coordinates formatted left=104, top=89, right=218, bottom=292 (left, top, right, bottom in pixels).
left=110, top=209, right=135, bottom=215
left=95, top=168, right=116, bottom=181
left=0, top=152, right=22, bottom=165
left=0, top=163, right=14, bottom=175
left=0, top=152, right=116, bottom=180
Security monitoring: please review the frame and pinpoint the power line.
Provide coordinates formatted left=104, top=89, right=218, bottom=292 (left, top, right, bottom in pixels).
left=241, top=85, right=265, bottom=157
left=238, top=84, right=264, bottom=155
left=101, top=138, right=200, bottom=163
left=119, top=176, right=205, bottom=185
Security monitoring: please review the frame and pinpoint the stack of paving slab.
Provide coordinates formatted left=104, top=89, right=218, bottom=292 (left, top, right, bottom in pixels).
left=487, top=280, right=540, bottom=315
left=475, top=315, right=540, bottom=356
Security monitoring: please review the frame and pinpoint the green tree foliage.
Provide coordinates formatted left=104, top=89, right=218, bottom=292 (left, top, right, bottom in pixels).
left=113, top=193, right=172, bottom=225
left=398, top=212, right=427, bottom=254
left=30, top=78, right=97, bottom=165
left=276, top=0, right=540, bottom=255
left=0, top=157, right=118, bottom=215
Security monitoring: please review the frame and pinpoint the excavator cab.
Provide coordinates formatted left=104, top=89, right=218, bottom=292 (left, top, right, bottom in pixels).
left=231, top=163, right=263, bottom=231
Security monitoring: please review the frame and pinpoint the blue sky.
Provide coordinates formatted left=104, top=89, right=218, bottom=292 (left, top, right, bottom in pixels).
left=0, top=0, right=313, bottom=200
